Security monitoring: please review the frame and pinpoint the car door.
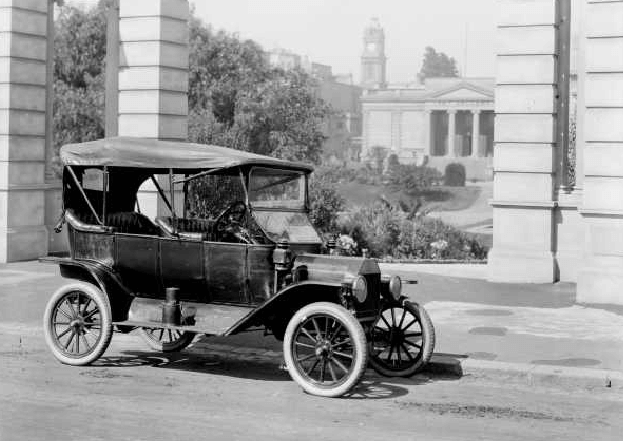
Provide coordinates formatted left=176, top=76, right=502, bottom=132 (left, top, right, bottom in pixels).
left=159, top=238, right=208, bottom=302
left=114, top=234, right=161, bottom=296
left=204, top=242, right=248, bottom=303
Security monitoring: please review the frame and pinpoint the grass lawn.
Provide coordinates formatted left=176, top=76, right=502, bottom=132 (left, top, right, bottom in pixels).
left=335, top=182, right=482, bottom=212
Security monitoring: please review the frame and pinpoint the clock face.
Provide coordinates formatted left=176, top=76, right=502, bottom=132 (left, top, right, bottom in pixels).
left=367, top=42, right=376, bottom=52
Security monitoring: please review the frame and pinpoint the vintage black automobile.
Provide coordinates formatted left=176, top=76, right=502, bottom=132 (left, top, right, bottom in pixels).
left=41, top=137, right=435, bottom=397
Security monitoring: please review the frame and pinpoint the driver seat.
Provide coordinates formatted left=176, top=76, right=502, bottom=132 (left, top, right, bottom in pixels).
left=155, top=217, right=215, bottom=241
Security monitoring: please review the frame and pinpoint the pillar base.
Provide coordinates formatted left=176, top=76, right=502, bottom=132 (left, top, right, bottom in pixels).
left=0, top=225, right=47, bottom=263
left=487, top=248, right=556, bottom=283
left=577, top=263, right=623, bottom=305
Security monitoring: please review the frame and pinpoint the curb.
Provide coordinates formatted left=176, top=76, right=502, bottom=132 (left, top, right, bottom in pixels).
left=425, top=354, right=623, bottom=390
left=188, top=342, right=623, bottom=391
left=379, top=260, right=488, bottom=265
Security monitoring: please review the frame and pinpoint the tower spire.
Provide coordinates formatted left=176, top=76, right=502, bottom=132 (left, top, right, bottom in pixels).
left=360, top=18, right=387, bottom=89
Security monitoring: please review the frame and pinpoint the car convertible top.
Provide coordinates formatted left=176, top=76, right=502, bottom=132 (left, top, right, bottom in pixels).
left=60, top=137, right=314, bottom=173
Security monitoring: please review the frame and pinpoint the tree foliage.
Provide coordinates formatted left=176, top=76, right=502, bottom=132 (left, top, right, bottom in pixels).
left=188, top=16, right=330, bottom=163
left=51, top=5, right=330, bottom=177
left=419, top=46, right=459, bottom=79
left=52, top=3, right=107, bottom=176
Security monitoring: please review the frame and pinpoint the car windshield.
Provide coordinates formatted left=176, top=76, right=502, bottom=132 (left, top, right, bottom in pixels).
left=248, top=168, right=306, bottom=210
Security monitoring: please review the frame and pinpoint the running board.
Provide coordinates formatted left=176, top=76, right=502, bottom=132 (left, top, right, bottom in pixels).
left=117, top=298, right=254, bottom=336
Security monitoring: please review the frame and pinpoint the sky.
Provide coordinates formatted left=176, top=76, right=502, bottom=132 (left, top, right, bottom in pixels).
left=67, top=0, right=497, bottom=83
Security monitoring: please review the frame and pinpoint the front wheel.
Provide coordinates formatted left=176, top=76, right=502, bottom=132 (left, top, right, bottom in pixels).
left=43, top=282, right=113, bottom=366
left=368, top=301, right=435, bottom=377
left=283, top=302, right=367, bottom=398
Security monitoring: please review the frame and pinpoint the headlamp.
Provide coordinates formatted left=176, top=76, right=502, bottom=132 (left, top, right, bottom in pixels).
left=351, top=276, right=368, bottom=303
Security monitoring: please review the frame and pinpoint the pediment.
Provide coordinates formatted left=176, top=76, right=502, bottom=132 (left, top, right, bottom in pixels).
left=429, top=83, right=493, bottom=101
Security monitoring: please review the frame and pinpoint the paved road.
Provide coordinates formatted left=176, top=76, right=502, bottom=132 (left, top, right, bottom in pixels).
left=2, top=262, right=622, bottom=440
left=1, top=330, right=622, bottom=441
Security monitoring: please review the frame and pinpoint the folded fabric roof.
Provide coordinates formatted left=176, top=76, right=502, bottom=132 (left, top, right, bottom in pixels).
left=60, top=137, right=314, bottom=172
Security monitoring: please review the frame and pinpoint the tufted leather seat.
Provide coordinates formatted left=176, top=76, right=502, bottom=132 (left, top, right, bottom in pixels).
left=77, top=211, right=161, bottom=235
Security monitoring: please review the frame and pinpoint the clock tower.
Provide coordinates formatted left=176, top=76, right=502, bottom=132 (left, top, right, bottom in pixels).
left=361, top=18, right=387, bottom=89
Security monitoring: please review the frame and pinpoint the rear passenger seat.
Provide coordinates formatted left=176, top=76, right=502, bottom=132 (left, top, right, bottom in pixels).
left=76, top=211, right=161, bottom=235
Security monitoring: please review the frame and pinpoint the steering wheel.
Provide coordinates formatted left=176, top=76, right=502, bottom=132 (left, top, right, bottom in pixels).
left=214, top=201, right=253, bottom=244
left=215, top=201, right=247, bottom=230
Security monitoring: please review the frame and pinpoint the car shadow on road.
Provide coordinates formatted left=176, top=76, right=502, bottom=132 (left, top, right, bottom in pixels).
left=96, top=349, right=291, bottom=381
left=91, top=349, right=462, bottom=400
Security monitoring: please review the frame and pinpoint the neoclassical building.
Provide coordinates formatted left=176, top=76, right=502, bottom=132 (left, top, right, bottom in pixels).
left=359, top=19, right=495, bottom=180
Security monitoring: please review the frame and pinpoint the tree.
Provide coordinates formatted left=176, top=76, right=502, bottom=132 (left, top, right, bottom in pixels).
left=419, top=46, right=459, bottom=79
left=52, top=3, right=107, bottom=176
left=51, top=6, right=331, bottom=178
left=188, top=16, right=330, bottom=163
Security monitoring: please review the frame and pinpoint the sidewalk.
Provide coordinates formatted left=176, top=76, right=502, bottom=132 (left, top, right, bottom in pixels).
left=381, top=263, right=623, bottom=388
left=2, top=260, right=622, bottom=389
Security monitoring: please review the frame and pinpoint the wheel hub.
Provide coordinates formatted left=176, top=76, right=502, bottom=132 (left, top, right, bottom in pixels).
left=390, top=327, right=404, bottom=345
left=315, top=341, right=332, bottom=358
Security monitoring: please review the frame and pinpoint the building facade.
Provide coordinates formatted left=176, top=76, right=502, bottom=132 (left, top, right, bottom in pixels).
left=488, top=0, right=623, bottom=306
left=359, top=19, right=495, bottom=180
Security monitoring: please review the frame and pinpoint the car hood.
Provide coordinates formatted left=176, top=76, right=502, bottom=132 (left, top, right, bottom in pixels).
left=293, top=253, right=380, bottom=284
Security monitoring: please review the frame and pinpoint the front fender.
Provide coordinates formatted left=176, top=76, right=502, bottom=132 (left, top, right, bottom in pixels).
left=225, top=281, right=343, bottom=337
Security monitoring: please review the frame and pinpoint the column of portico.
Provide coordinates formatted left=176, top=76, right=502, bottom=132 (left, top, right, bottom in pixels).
left=118, top=0, right=189, bottom=219
left=447, top=109, right=456, bottom=157
left=487, top=0, right=560, bottom=283
left=0, top=0, right=49, bottom=262
left=471, top=110, right=481, bottom=157
left=423, top=110, right=432, bottom=157
left=577, top=0, right=623, bottom=304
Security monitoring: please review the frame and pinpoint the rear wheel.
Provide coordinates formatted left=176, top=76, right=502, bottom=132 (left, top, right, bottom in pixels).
left=138, top=327, right=195, bottom=352
left=43, top=282, right=113, bottom=366
left=368, top=301, right=435, bottom=377
left=283, top=302, right=367, bottom=398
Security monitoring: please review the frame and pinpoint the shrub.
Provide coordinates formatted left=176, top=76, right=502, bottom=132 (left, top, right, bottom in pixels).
left=444, top=163, right=466, bottom=187
left=308, top=173, right=346, bottom=234
left=339, top=199, right=488, bottom=260
left=386, top=164, right=443, bottom=194
left=312, top=165, right=359, bottom=185
left=339, top=199, right=404, bottom=257
left=387, top=153, right=400, bottom=170
left=397, top=217, right=487, bottom=260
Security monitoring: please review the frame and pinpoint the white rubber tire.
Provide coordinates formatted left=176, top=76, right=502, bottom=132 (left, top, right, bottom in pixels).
left=43, top=282, right=113, bottom=366
left=283, top=302, right=367, bottom=398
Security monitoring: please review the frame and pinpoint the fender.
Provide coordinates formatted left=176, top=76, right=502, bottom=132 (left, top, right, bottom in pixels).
left=225, top=281, right=343, bottom=336
left=39, top=257, right=133, bottom=321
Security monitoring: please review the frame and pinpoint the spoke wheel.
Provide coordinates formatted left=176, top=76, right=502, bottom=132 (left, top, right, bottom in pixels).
left=43, top=282, right=113, bottom=366
left=283, top=302, right=367, bottom=398
left=138, top=327, right=195, bottom=353
left=368, top=301, right=435, bottom=377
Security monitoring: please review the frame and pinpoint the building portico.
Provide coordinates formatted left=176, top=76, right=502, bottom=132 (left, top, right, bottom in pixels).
left=361, top=78, right=495, bottom=179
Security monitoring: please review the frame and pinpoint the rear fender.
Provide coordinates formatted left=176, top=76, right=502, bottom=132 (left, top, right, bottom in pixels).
left=41, top=257, right=133, bottom=321
left=225, top=281, right=343, bottom=338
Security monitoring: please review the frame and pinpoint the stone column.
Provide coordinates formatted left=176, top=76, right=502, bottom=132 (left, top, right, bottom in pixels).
left=471, top=110, right=481, bottom=157
left=577, top=0, right=623, bottom=304
left=447, top=110, right=456, bottom=157
left=390, top=110, right=401, bottom=154
left=487, top=0, right=559, bottom=283
left=423, top=110, right=432, bottom=157
left=361, top=110, right=369, bottom=160
left=118, top=0, right=189, bottom=219
left=105, top=0, right=119, bottom=137
left=0, top=0, right=49, bottom=262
